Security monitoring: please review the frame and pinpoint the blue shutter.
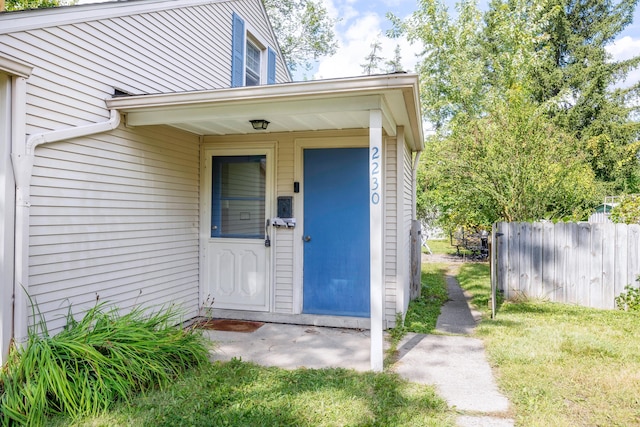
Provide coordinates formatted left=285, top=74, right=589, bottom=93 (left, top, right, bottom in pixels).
left=267, top=47, right=276, bottom=85
left=231, top=13, right=245, bottom=87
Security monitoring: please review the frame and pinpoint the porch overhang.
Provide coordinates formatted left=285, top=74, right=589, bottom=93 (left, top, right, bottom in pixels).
left=106, top=73, right=424, bottom=151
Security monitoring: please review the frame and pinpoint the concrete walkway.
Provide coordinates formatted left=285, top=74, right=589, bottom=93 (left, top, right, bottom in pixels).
left=393, top=269, right=513, bottom=426
left=205, top=265, right=513, bottom=427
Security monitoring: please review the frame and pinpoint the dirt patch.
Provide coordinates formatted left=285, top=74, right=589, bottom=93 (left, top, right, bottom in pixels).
left=195, top=319, right=264, bottom=333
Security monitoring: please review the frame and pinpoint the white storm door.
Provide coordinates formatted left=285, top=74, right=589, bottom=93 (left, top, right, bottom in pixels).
left=205, top=152, right=271, bottom=311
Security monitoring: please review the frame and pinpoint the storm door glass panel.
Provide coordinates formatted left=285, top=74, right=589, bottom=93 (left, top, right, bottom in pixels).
left=212, top=155, right=266, bottom=238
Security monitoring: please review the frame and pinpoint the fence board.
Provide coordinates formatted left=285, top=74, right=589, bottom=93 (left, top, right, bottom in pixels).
left=531, top=222, right=543, bottom=295
left=614, top=223, right=628, bottom=299
left=628, top=225, right=640, bottom=287
left=589, top=223, right=604, bottom=308
left=493, top=221, right=640, bottom=310
left=519, top=223, right=532, bottom=297
left=542, top=221, right=555, bottom=299
left=496, top=222, right=508, bottom=293
left=554, top=222, right=567, bottom=302
left=507, top=223, right=519, bottom=298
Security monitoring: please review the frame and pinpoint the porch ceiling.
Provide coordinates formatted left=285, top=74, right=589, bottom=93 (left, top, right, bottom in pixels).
left=106, top=74, right=424, bottom=150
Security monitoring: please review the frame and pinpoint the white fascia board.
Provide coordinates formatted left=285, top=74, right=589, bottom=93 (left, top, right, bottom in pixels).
left=109, top=74, right=418, bottom=109
left=0, top=0, right=223, bottom=34
left=0, top=54, right=33, bottom=78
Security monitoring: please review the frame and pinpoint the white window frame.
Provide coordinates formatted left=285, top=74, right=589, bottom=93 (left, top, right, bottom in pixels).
left=243, top=29, right=267, bottom=86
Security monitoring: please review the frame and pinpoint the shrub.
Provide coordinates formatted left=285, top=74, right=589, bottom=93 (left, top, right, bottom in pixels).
left=0, top=303, right=209, bottom=426
left=610, top=195, right=640, bottom=224
left=615, top=283, right=640, bottom=312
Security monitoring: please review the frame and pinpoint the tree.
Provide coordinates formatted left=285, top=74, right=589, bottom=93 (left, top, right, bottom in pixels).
left=361, top=38, right=384, bottom=75
left=610, top=194, right=640, bottom=223
left=263, top=0, right=338, bottom=73
left=528, top=0, right=640, bottom=193
left=5, top=0, right=69, bottom=10
left=421, top=89, right=598, bottom=229
left=388, top=0, right=487, bottom=129
left=391, top=0, right=640, bottom=229
left=385, top=45, right=404, bottom=73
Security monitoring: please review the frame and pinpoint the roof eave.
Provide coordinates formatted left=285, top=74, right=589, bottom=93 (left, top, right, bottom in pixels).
left=108, top=74, right=424, bottom=150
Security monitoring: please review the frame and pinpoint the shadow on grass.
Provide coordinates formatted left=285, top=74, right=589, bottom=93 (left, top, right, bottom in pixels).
left=97, top=359, right=453, bottom=427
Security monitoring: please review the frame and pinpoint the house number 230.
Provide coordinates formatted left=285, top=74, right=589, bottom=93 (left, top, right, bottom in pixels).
left=370, top=146, right=380, bottom=205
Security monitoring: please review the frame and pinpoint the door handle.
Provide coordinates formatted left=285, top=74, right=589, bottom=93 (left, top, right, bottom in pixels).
left=265, top=219, right=271, bottom=247
left=304, top=235, right=311, bottom=242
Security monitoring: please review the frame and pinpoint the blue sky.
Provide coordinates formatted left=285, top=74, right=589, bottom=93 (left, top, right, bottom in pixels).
left=309, top=0, right=640, bottom=87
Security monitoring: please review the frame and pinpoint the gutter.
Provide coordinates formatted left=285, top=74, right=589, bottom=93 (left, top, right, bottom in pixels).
left=11, top=98, right=120, bottom=345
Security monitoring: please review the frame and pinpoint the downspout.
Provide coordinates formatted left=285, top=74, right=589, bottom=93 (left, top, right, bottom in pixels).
left=11, top=105, right=120, bottom=345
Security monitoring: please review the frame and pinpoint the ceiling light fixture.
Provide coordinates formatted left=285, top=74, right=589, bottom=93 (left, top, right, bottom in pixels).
left=249, top=119, right=270, bottom=130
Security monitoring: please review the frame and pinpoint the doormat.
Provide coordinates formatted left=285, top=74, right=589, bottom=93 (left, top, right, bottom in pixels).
left=195, top=319, right=264, bottom=333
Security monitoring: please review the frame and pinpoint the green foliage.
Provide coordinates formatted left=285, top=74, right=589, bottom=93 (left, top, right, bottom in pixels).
left=391, top=0, right=640, bottom=228
left=51, top=359, right=453, bottom=426
left=0, top=303, right=209, bottom=426
left=385, top=45, right=405, bottom=73
left=615, top=283, right=640, bottom=311
left=388, top=0, right=486, bottom=129
left=610, top=194, right=640, bottom=223
left=263, top=0, right=338, bottom=73
left=5, top=0, right=77, bottom=10
left=392, top=263, right=450, bottom=340
left=361, top=38, right=384, bottom=75
left=529, top=0, right=640, bottom=194
left=421, top=88, right=598, bottom=229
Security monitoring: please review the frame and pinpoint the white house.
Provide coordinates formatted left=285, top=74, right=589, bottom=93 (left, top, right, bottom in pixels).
left=0, top=0, right=424, bottom=369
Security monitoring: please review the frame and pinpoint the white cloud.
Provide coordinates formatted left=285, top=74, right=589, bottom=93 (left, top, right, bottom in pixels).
left=606, top=36, right=640, bottom=89
left=314, top=6, right=422, bottom=80
left=607, top=36, right=640, bottom=61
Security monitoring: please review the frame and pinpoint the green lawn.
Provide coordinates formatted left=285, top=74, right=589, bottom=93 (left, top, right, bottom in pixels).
left=457, top=263, right=640, bottom=426
left=52, top=359, right=454, bottom=427
left=395, top=262, right=449, bottom=337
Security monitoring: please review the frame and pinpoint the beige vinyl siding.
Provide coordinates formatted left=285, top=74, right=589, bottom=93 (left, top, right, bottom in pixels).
left=0, top=0, right=289, bottom=332
left=384, top=137, right=398, bottom=325
left=274, top=139, right=295, bottom=312
left=28, top=124, right=200, bottom=334
left=0, top=0, right=288, bottom=133
left=401, top=141, right=414, bottom=313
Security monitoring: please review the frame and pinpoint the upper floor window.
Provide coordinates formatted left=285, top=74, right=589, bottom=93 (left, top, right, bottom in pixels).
left=231, top=13, right=276, bottom=88
left=245, top=40, right=261, bottom=86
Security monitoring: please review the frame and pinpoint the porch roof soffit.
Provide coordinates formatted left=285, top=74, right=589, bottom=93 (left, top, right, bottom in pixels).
left=106, top=74, right=424, bottom=150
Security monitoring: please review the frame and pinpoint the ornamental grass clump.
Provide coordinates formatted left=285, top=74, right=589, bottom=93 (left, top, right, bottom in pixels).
left=0, top=303, right=209, bottom=426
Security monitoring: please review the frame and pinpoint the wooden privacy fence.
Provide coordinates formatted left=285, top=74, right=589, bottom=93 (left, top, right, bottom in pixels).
left=492, top=222, right=640, bottom=309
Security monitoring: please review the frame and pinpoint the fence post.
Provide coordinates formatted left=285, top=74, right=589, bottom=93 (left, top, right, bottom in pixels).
left=410, top=220, right=422, bottom=299
left=491, top=223, right=498, bottom=319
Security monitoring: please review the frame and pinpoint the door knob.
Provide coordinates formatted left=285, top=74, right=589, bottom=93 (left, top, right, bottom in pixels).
left=304, top=235, right=312, bottom=242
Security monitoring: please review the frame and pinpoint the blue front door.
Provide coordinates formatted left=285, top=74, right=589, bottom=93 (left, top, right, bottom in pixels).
left=303, top=148, right=370, bottom=317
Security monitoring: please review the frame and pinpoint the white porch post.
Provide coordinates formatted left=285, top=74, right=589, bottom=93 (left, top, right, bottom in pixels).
left=11, top=76, right=29, bottom=348
left=0, top=74, right=15, bottom=365
left=369, top=109, right=384, bottom=371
